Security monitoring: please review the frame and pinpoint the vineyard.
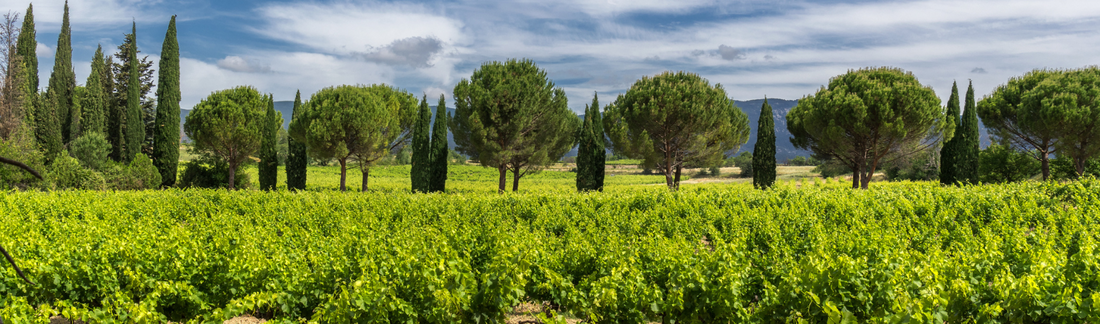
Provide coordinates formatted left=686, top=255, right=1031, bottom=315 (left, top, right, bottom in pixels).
left=1, top=180, right=1100, bottom=323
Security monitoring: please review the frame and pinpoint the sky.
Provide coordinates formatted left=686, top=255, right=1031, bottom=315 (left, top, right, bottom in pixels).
left=4, top=0, right=1100, bottom=113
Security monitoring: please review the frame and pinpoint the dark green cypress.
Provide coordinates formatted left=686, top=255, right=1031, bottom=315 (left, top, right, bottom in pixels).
left=428, top=94, right=449, bottom=192
left=752, top=98, right=777, bottom=189
left=286, top=90, right=308, bottom=190
left=410, top=94, right=431, bottom=192
left=259, top=94, right=280, bottom=190
left=576, top=92, right=605, bottom=191
left=15, top=3, right=37, bottom=131
left=123, top=22, right=143, bottom=162
left=590, top=94, right=605, bottom=191
left=82, top=46, right=107, bottom=135
left=958, top=81, right=981, bottom=183
left=153, top=16, right=180, bottom=187
left=940, top=81, right=961, bottom=185
left=48, top=1, right=75, bottom=144
left=575, top=108, right=591, bottom=191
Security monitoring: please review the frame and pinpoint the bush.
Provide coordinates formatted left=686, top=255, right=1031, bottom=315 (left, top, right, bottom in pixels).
left=70, top=132, right=111, bottom=171
left=45, top=151, right=106, bottom=190
left=787, top=156, right=821, bottom=166
left=884, top=152, right=939, bottom=181
left=103, top=153, right=163, bottom=190
left=179, top=155, right=251, bottom=189
left=814, top=159, right=851, bottom=178
left=731, top=151, right=753, bottom=178
left=0, top=126, right=46, bottom=189
left=1051, top=155, right=1100, bottom=181
left=979, top=144, right=1040, bottom=183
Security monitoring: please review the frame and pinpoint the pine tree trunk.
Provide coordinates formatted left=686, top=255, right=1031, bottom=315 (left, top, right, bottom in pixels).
left=339, top=159, right=347, bottom=192
left=497, top=166, right=507, bottom=193
left=228, top=163, right=236, bottom=190
left=362, top=168, right=369, bottom=192
left=673, top=164, right=682, bottom=191
left=851, top=166, right=861, bottom=189
left=512, top=168, right=521, bottom=192
left=1041, top=155, right=1051, bottom=180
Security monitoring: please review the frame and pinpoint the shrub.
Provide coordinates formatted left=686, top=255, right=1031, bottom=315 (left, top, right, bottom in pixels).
left=1051, top=155, right=1100, bottom=180
left=0, top=126, right=46, bottom=190
left=45, top=151, right=106, bottom=190
left=732, top=151, right=753, bottom=178
left=979, top=144, right=1040, bottom=183
left=814, top=159, right=851, bottom=178
left=179, top=155, right=251, bottom=189
left=103, top=153, right=163, bottom=190
left=70, top=132, right=111, bottom=170
left=884, top=152, right=939, bottom=181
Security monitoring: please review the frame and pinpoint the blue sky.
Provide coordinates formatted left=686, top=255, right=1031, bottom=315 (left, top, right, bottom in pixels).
left=5, top=0, right=1100, bottom=112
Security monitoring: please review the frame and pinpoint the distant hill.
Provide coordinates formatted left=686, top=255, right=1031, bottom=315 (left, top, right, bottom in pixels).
left=179, top=99, right=991, bottom=162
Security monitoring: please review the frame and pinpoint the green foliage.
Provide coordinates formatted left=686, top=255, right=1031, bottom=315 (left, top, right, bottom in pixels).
left=109, top=26, right=155, bottom=162
left=45, top=150, right=105, bottom=190
left=884, top=150, right=939, bottom=182
left=957, top=82, right=981, bottom=183
left=291, top=84, right=418, bottom=191
left=732, top=151, right=753, bottom=177
left=752, top=98, right=777, bottom=189
left=101, top=153, right=162, bottom=190
left=258, top=95, right=281, bottom=191
left=153, top=16, right=180, bottom=187
left=0, top=126, right=44, bottom=189
left=69, top=132, right=110, bottom=171
left=576, top=92, right=606, bottom=192
left=4, top=182, right=1100, bottom=322
left=1044, top=68, right=1100, bottom=178
left=47, top=2, right=76, bottom=144
left=184, top=86, right=267, bottom=190
left=604, top=71, right=750, bottom=190
left=14, top=4, right=37, bottom=99
left=81, top=46, right=108, bottom=136
left=814, top=159, right=851, bottom=178
left=451, top=59, right=580, bottom=192
left=285, top=90, right=307, bottom=190
left=34, top=91, right=62, bottom=163
left=940, top=81, right=961, bottom=184
left=788, top=67, right=946, bottom=189
left=979, top=144, right=1040, bottom=183
left=787, top=156, right=820, bottom=166
left=276, top=127, right=288, bottom=165
left=411, top=95, right=431, bottom=192
left=978, top=69, right=1065, bottom=180
left=124, top=23, right=144, bottom=164
left=429, top=95, right=449, bottom=192
left=179, top=155, right=251, bottom=189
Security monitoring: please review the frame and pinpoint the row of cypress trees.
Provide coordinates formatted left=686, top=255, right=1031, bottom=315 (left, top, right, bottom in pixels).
left=575, top=93, right=605, bottom=192
left=940, top=81, right=980, bottom=185
left=10, top=3, right=181, bottom=187
left=410, top=95, right=450, bottom=192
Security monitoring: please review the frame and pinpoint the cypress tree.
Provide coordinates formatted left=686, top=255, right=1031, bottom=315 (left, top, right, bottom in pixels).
left=428, top=94, right=449, bottom=192
left=259, top=94, right=280, bottom=190
left=81, top=46, right=107, bottom=135
left=958, top=81, right=981, bottom=183
left=14, top=3, right=37, bottom=131
left=752, top=98, right=777, bottom=189
left=48, top=1, right=75, bottom=144
left=589, top=93, right=605, bottom=191
left=123, top=22, right=143, bottom=162
left=576, top=92, right=605, bottom=192
left=286, top=90, right=307, bottom=190
left=939, top=81, right=961, bottom=185
left=153, top=16, right=180, bottom=187
left=410, top=94, right=431, bottom=192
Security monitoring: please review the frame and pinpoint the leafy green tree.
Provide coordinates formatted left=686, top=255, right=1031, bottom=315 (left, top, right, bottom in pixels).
left=291, top=85, right=418, bottom=191
left=451, top=59, right=580, bottom=192
left=788, top=67, right=947, bottom=189
left=153, top=16, right=180, bottom=187
left=81, top=46, right=108, bottom=136
left=977, top=69, right=1065, bottom=180
left=428, top=94, right=449, bottom=192
left=752, top=98, right=776, bottom=189
left=14, top=3, right=36, bottom=132
left=979, top=144, right=1040, bottom=183
left=285, top=90, right=307, bottom=190
left=123, top=23, right=144, bottom=163
left=46, top=1, right=75, bottom=144
left=184, top=86, right=267, bottom=190
left=1046, top=68, right=1100, bottom=177
left=109, top=26, right=154, bottom=161
left=939, top=81, right=961, bottom=185
left=258, top=95, right=281, bottom=190
left=604, top=71, right=749, bottom=190
left=410, top=95, right=431, bottom=192
left=576, top=92, right=605, bottom=192
left=35, top=90, right=61, bottom=162
left=957, top=81, right=981, bottom=183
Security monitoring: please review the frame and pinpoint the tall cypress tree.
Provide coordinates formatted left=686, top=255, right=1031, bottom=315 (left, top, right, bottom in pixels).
left=123, top=22, right=143, bottom=162
left=48, top=1, right=75, bottom=144
left=286, top=90, right=307, bottom=190
left=14, top=3, right=37, bottom=130
left=428, top=94, right=449, bottom=192
left=259, top=94, right=280, bottom=190
left=958, top=81, right=981, bottom=183
left=81, top=46, right=107, bottom=135
left=410, top=94, right=431, bottom=192
left=752, top=98, right=777, bottom=189
left=939, top=81, right=962, bottom=185
left=576, top=93, right=605, bottom=191
left=153, top=16, right=180, bottom=187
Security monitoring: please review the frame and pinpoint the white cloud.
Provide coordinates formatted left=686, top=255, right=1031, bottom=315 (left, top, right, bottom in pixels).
left=36, top=43, right=53, bottom=57
left=216, top=56, right=271, bottom=73
left=355, top=36, right=444, bottom=68
left=12, top=0, right=166, bottom=29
